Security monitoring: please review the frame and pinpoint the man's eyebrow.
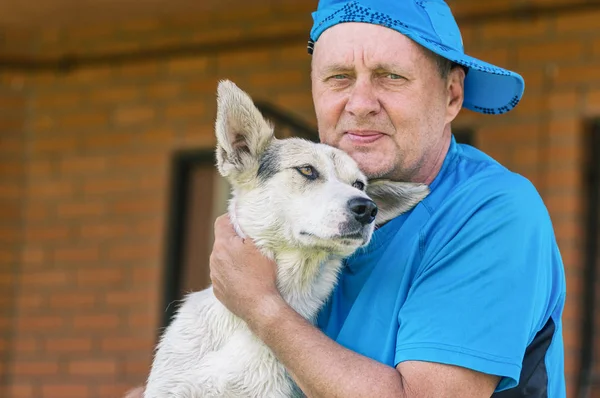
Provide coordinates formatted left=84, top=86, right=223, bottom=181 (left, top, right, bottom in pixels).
left=319, top=63, right=354, bottom=75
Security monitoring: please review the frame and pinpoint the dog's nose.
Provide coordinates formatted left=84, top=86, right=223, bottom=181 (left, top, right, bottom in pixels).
left=348, top=197, right=378, bottom=225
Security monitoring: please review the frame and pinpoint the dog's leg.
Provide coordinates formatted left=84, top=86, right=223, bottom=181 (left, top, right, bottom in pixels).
left=144, top=289, right=237, bottom=398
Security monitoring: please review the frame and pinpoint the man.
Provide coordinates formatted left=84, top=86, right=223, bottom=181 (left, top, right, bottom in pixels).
left=209, top=0, right=567, bottom=397
left=128, top=0, right=566, bottom=397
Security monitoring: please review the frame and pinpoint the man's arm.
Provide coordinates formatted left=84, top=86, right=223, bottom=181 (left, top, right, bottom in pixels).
left=209, top=215, right=499, bottom=398
left=248, top=292, right=499, bottom=398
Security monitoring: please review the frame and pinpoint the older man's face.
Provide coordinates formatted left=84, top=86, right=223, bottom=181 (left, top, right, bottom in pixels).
left=311, top=22, right=462, bottom=182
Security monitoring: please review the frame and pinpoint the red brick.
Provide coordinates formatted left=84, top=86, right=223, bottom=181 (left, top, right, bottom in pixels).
left=76, top=268, right=124, bottom=287
left=50, top=292, right=97, bottom=310
left=8, top=384, right=34, bottom=398
left=79, top=222, right=131, bottom=239
left=137, top=127, right=178, bottom=147
left=41, top=384, right=90, bottom=398
left=83, top=131, right=133, bottom=150
left=0, top=201, right=21, bottom=222
left=12, top=361, right=59, bottom=376
left=104, top=289, right=156, bottom=307
left=73, top=314, right=120, bottom=330
left=593, top=38, right=600, bottom=58
left=57, top=111, right=109, bottom=129
left=164, top=101, right=206, bottom=120
left=68, top=359, right=117, bottom=376
left=0, top=160, right=24, bottom=179
left=249, top=70, right=305, bottom=88
left=16, top=314, right=64, bottom=332
left=53, top=246, right=100, bottom=263
left=24, top=225, right=70, bottom=242
left=22, top=247, right=46, bottom=267
left=109, top=152, right=167, bottom=170
left=145, top=82, right=182, bottom=100
left=132, top=266, right=160, bottom=285
left=555, top=64, right=600, bottom=86
left=88, top=86, right=140, bottom=104
left=0, top=137, right=23, bottom=154
left=27, top=178, right=75, bottom=198
left=0, top=183, right=22, bottom=201
left=128, top=313, right=157, bottom=329
left=556, top=9, right=600, bottom=33
left=59, top=155, right=107, bottom=175
left=82, top=177, right=133, bottom=195
left=27, top=159, right=55, bottom=177
left=118, top=63, right=161, bottom=79
left=68, top=65, right=113, bottom=84
left=0, top=272, right=13, bottom=287
left=45, top=337, right=93, bottom=353
left=217, top=50, right=273, bottom=72
left=584, top=88, right=600, bottom=115
left=108, top=243, right=161, bottom=261
left=124, top=355, right=153, bottom=376
left=29, top=115, right=55, bottom=132
left=114, top=105, right=156, bottom=126
left=167, top=56, right=210, bottom=75
left=481, top=18, right=550, bottom=41
left=186, top=78, right=221, bottom=96
left=21, top=270, right=70, bottom=288
left=0, top=250, right=16, bottom=265
left=14, top=337, right=39, bottom=354
left=56, top=201, right=105, bottom=218
left=16, top=294, right=44, bottom=311
left=517, top=40, right=584, bottom=64
left=547, top=90, right=580, bottom=112
left=31, top=137, right=80, bottom=155
left=112, top=197, right=164, bottom=215
left=101, top=335, right=155, bottom=351
left=35, top=91, right=83, bottom=110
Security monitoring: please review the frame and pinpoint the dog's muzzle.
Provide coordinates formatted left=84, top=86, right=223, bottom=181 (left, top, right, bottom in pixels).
left=347, top=197, right=378, bottom=226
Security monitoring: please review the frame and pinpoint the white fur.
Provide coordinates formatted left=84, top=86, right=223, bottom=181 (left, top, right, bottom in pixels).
left=144, top=80, right=429, bottom=398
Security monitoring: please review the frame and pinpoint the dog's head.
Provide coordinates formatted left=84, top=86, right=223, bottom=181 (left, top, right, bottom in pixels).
left=215, top=80, right=429, bottom=256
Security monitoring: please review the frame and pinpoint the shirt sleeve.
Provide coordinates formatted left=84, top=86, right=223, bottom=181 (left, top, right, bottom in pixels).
left=394, top=171, right=562, bottom=392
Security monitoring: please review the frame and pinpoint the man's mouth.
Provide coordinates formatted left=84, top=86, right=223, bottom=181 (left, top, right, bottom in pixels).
left=345, top=130, right=385, bottom=144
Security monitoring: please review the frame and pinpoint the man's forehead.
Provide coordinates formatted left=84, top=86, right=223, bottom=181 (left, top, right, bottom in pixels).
left=312, top=23, right=422, bottom=69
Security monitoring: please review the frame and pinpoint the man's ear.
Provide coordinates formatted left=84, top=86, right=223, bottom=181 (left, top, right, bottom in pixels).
left=366, top=180, right=430, bottom=225
left=214, top=80, right=274, bottom=180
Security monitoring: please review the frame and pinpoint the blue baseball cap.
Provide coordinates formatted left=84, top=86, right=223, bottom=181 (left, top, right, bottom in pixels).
left=308, top=0, right=525, bottom=115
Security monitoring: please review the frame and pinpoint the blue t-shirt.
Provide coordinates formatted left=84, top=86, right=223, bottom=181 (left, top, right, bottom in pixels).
left=317, top=135, right=567, bottom=396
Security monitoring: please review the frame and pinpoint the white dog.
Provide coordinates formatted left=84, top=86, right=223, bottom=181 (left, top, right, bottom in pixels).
left=143, top=80, right=430, bottom=398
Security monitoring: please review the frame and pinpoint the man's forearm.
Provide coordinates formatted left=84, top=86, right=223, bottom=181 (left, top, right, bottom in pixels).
left=247, top=295, right=406, bottom=398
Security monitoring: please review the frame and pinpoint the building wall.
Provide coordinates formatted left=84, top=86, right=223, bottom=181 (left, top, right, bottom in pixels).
left=0, top=1, right=598, bottom=397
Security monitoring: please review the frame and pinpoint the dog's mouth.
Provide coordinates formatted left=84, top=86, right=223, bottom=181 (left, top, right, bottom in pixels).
left=299, top=230, right=365, bottom=242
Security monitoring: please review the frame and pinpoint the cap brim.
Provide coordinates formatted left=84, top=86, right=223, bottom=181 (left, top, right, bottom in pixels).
left=412, top=40, right=525, bottom=115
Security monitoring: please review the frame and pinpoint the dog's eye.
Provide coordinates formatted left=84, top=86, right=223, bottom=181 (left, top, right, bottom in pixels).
left=296, top=166, right=318, bottom=180
left=352, top=180, right=365, bottom=191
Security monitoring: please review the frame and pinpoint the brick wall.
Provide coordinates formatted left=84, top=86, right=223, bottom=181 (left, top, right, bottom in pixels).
left=0, top=0, right=598, bottom=397
left=0, top=86, right=27, bottom=398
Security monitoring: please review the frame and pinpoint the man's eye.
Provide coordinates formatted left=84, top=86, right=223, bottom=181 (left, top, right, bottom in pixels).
left=332, top=74, right=348, bottom=80
left=387, top=73, right=403, bottom=80
left=352, top=180, right=365, bottom=191
left=296, top=166, right=319, bottom=180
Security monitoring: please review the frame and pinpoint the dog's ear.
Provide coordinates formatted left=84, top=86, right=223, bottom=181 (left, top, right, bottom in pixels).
left=215, top=80, right=274, bottom=180
left=366, top=180, right=430, bottom=225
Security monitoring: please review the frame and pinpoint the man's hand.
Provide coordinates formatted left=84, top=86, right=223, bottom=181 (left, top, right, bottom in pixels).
left=209, top=214, right=281, bottom=324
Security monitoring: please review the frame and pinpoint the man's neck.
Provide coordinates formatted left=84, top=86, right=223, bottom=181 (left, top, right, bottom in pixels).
left=414, top=128, right=452, bottom=185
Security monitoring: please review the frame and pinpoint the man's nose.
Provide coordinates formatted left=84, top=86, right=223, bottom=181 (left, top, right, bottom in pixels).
left=345, top=78, right=381, bottom=118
